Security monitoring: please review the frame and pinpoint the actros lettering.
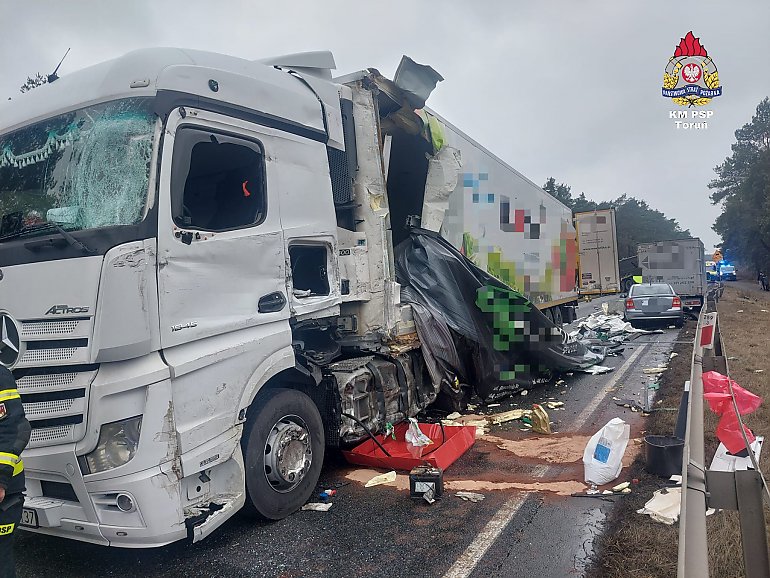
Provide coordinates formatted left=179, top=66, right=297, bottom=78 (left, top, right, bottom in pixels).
left=45, top=305, right=89, bottom=315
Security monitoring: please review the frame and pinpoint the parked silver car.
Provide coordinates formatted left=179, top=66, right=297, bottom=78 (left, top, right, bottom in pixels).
left=624, top=283, right=684, bottom=328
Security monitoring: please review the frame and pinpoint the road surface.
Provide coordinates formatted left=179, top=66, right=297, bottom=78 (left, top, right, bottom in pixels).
left=15, top=295, right=680, bottom=577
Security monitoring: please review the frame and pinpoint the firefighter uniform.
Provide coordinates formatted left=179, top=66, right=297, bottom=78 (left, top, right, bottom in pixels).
left=0, top=367, right=31, bottom=578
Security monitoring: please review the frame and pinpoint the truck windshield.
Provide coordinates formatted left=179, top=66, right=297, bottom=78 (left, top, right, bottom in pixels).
left=0, top=98, right=155, bottom=238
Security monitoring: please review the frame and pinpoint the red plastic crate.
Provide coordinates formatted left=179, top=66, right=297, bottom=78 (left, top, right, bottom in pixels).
left=342, top=422, right=476, bottom=471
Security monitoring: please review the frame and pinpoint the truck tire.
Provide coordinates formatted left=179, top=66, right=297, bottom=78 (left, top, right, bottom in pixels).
left=241, top=388, right=325, bottom=520
left=622, top=278, right=634, bottom=294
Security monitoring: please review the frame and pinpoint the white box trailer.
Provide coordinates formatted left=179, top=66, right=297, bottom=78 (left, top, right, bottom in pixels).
left=430, top=115, right=579, bottom=319
left=574, top=209, right=620, bottom=295
left=637, top=238, right=706, bottom=308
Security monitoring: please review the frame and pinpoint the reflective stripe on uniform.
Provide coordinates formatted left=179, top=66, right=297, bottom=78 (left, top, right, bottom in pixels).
left=0, top=389, right=20, bottom=403
left=0, top=453, right=23, bottom=476
left=0, top=524, right=15, bottom=535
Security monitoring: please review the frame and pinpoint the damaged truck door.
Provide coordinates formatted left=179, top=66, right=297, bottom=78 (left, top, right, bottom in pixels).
left=157, top=108, right=304, bottom=534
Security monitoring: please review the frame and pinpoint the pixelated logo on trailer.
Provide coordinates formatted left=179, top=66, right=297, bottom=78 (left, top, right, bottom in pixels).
left=662, top=31, right=722, bottom=107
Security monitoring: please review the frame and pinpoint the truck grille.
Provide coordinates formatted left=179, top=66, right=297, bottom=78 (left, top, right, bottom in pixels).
left=21, top=319, right=82, bottom=337
left=14, top=318, right=94, bottom=449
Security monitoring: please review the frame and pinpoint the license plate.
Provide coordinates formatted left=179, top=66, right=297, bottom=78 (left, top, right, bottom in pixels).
left=20, top=508, right=38, bottom=528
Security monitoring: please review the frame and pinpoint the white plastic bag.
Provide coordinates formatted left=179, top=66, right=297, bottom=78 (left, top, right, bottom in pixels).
left=583, top=418, right=630, bottom=485
left=405, top=418, right=433, bottom=447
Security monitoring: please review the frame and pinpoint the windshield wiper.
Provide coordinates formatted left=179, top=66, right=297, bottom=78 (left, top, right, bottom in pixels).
left=0, top=222, right=95, bottom=255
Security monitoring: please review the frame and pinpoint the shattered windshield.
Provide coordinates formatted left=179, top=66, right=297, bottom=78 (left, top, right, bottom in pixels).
left=0, top=98, right=156, bottom=237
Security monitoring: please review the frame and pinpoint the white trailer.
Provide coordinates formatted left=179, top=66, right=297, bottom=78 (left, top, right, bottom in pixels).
left=637, top=238, right=706, bottom=309
left=0, top=48, right=577, bottom=547
left=574, top=209, right=620, bottom=295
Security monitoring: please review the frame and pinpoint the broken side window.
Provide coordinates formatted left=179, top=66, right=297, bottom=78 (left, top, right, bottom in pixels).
left=171, top=128, right=266, bottom=231
left=289, top=245, right=330, bottom=297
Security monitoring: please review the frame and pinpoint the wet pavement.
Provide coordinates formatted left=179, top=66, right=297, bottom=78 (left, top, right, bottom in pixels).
left=15, top=295, right=681, bottom=577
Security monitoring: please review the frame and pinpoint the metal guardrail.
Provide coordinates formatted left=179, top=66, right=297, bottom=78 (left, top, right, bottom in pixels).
left=678, top=283, right=770, bottom=578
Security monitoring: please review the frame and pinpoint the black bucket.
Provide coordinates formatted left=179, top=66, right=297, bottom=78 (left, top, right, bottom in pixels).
left=644, top=435, right=685, bottom=477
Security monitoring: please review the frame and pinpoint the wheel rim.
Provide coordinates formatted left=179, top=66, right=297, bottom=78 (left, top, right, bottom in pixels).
left=263, top=415, right=313, bottom=493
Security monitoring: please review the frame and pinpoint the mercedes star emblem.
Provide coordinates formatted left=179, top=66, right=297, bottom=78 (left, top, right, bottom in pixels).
left=0, top=313, right=22, bottom=368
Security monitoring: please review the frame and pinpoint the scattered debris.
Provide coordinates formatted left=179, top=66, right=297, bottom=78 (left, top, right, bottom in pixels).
left=754, top=369, right=765, bottom=373
left=545, top=401, right=565, bottom=410
left=643, top=367, right=667, bottom=374
left=531, top=404, right=552, bottom=435
left=556, top=379, right=566, bottom=386
left=614, top=399, right=645, bottom=412
left=487, top=403, right=501, bottom=408
left=487, top=409, right=530, bottom=425
left=365, top=471, right=398, bottom=487
left=520, top=390, right=528, bottom=396
left=302, top=502, right=333, bottom=512
left=710, top=437, right=764, bottom=472
left=669, top=352, right=678, bottom=359
left=579, top=365, right=614, bottom=375
left=446, top=412, right=462, bottom=420
left=612, top=481, right=630, bottom=492
left=455, top=491, right=485, bottom=503
left=636, top=487, right=681, bottom=524
left=318, top=489, right=337, bottom=500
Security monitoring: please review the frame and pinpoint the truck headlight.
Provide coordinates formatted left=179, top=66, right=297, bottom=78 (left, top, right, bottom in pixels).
left=81, top=416, right=142, bottom=474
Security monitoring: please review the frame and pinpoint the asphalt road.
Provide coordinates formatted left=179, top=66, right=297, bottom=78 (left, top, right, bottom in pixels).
left=15, top=295, right=682, bottom=578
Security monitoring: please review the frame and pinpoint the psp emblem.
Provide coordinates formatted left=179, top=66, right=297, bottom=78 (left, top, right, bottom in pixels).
left=662, top=31, right=722, bottom=107
left=0, top=313, right=23, bottom=369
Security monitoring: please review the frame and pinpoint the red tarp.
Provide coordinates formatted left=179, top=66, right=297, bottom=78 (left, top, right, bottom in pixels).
left=702, top=371, right=763, bottom=455
left=342, top=422, right=476, bottom=471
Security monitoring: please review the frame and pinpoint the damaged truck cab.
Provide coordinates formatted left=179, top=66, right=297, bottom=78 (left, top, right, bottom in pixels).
left=0, top=48, right=578, bottom=547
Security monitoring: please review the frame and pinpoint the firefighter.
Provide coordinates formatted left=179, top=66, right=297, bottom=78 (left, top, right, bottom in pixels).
left=0, top=367, right=31, bottom=578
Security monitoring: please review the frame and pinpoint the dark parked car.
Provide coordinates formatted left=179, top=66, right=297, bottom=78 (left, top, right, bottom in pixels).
left=624, top=283, right=684, bottom=328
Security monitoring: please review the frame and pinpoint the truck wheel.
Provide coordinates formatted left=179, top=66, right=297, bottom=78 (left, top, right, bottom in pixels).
left=622, top=278, right=634, bottom=294
left=241, top=388, right=325, bottom=520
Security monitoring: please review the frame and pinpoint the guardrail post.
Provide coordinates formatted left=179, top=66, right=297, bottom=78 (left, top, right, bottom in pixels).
left=736, top=471, right=770, bottom=578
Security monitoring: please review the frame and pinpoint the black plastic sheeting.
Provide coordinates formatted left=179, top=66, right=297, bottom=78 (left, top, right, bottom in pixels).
left=395, top=229, right=606, bottom=402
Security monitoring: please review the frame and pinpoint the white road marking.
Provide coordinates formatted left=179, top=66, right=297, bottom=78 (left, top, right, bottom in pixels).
left=442, top=338, right=656, bottom=578
left=572, top=341, right=651, bottom=430
left=442, top=495, right=527, bottom=578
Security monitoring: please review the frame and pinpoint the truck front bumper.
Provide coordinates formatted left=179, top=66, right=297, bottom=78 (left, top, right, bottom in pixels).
left=21, top=460, right=187, bottom=548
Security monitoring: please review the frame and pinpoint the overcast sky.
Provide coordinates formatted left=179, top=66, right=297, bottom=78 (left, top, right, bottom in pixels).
left=2, top=0, right=768, bottom=250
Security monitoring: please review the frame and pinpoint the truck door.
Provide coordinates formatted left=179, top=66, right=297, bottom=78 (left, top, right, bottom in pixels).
left=156, top=109, right=292, bottom=353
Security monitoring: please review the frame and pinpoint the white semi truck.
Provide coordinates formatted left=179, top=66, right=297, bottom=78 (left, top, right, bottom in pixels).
left=0, top=48, right=578, bottom=547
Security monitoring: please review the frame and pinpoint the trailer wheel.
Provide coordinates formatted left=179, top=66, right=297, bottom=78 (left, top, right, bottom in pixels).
left=241, top=388, right=325, bottom=520
left=622, top=278, right=634, bottom=294
left=552, top=307, right=563, bottom=326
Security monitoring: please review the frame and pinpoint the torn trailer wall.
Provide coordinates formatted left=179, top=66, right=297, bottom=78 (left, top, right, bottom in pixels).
left=395, top=229, right=606, bottom=403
